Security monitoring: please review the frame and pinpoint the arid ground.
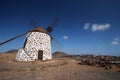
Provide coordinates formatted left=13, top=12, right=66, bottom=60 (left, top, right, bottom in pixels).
left=0, top=53, right=120, bottom=80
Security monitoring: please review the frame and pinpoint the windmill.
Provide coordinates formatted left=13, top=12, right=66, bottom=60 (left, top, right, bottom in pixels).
left=0, top=18, right=59, bottom=62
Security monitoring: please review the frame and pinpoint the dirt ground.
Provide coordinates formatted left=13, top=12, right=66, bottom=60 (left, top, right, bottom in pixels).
left=0, top=53, right=120, bottom=80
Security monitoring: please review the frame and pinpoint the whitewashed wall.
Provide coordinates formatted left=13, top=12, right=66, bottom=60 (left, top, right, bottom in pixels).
left=16, top=32, right=52, bottom=62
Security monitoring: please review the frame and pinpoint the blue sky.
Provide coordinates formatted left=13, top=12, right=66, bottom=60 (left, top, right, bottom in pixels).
left=0, top=0, right=120, bottom=56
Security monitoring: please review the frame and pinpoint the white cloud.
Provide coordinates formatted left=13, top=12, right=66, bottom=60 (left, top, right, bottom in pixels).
left=91, top=23, right=110, bottom=32
left=112, top=41, right=119, bottom=45
left=112, top=38, right=120, bottom=45
left=63, top=36, right=68, bottom=40
left=83, top=23, right=90, bottom=30
left=83, top=23, right=111, bottom=32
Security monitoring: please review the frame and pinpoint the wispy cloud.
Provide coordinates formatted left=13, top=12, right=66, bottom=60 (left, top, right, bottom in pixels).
left=83, top=23, right=90, bottom=30
left=83, top=23, right=110, bottom=32
left=115, top=38, right=119, bottom=41
left=112, top=41, right=119, bottom=45
left=112, top=38, right=120, bottom=45
left=63, top=35, right=68, bottom=40
left=91, top=23, right=110, bottom=32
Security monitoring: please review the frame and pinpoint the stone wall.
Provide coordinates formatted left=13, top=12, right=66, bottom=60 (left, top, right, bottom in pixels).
left=16, top=32, right=52, bottom=62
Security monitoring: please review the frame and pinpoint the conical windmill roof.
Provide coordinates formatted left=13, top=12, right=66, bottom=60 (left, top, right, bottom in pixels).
left=33, top=27, right=48, bottom=33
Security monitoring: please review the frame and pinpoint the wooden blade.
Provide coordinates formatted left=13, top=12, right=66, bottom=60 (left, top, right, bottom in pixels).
left=50, top=18, right=59, bottom=27
left=28, top=18, right=38, bottom=28
left=51, top=39, right=63, bottom=51
left=0, top=33, right=27, bottom=45
left=46, top=18, right=59, bottom=33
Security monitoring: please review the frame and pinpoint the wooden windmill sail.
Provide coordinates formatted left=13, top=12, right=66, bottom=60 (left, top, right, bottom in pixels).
left=0, top=18, right=59, bottom=62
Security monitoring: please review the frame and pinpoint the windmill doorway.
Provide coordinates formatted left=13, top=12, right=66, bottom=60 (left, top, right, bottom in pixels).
left=38, top=50, right=43, bottom=60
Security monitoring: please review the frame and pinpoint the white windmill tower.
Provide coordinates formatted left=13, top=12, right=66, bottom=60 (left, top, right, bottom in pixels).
left=16, top=27, right=52, bottom=62
left=0, top=18, right=58, bottom=62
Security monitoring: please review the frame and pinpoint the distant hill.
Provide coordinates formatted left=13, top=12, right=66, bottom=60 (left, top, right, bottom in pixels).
left=5, top=49, right=18, bottom=54
left=52, top=51, right=68, bottom=58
